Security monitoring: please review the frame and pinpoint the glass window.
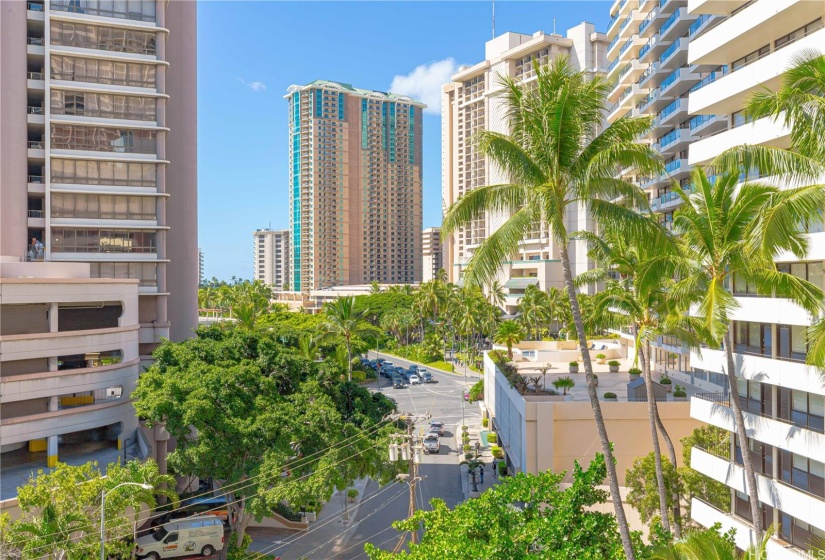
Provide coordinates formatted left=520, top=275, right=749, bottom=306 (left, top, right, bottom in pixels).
left=791, top=325, right=807, bottom=361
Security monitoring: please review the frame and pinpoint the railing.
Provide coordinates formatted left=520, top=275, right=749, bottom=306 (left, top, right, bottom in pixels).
left=690, top=67, right=728, bottom=93
left=620, top=38, right=633, bottom=55
left=51, top=107, right=156, bottom=122
left=659, top=40, right=680, bottom=64
left=689, top=114, right=715, bottom=130
left=607, top=57, right=620, bottom=74
left=660, top=9, right=680, bottom=34
left=51, top=72, right=156, bottom=89
left=638, top=88, right=658, bottom=111
left=608, top=34, right=620, bottom=52
left=694, top=392, right=730, bottom=406
left=27, top=37, right=44, bottom=46
left=639, top=61, right=657, bottom=85
left=27, top=2, right=44, bottom=11
left=608, top=12, right=620, bottom=32
left=27, top=175, right=43, bottom=183
left=660, top=68, right=680, bottom=90
left=694, top=440, right=731, bottom=461
left=639, top=10, right=656, bottom=33
left=664, top=159, right=682, bottom=174
left=51, top=141, right=156, bottom=154
left=50, top=176, right=156, bottom=187
left=27, top=140, right=44, bottom=149
left=620, top=11, right=633, bottom=33
left=52, top=210, right=156, bottom=220
left=51, top=38, right=156, bottom=56
left=27, top=106, right=43, bottom=115
left=49, top=2, right=157, bottom=22
left=659, top=129, right=681, bottom=148
left=689, top=14, right=712, bottom=36
left=659, top=99, right=681, bottom=121
left=27, top=71, right=43, bottom=80
left=618, top=63, right=632, bottom=79
left=27, top=209, right=44, bottom=218
left=618, top=85, right=633, bottom=102
left=639, top=40, right=652, bottom=59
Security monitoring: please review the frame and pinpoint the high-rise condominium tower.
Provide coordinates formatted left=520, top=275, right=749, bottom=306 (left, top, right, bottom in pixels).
left=284, top=81, right=424, bottom=292
left=421, top=227, right=443, bottom=282
left=253, top=228, right=290, bottom=289
left=441, top=23, right=608, bottom=312
left=605, top=0, right=726, bottom=376
left=0, top=0, right=196, bottom=488
left=677, top=1, right=825, bottom=556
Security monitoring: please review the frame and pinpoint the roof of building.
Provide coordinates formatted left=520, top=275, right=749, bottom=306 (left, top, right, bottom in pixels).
left=285, top=80, right=426, bottom=106
left=504, top=277, right=540, bottom=289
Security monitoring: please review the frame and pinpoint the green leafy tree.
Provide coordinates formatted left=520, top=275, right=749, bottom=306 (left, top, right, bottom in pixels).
left=552, top=375, right=575, bottom=396
left=366, top=453, right=644, bottom=560
left=670, top=167, right=825, bottom=541
left=517, top=284, right=549, bottom=340
left=323, top=295, right=372, bottom=381
left=493, top=320, right=524, bottom=360
left=442, top=58, right=662, bottom=559
left=648, top=523, right=775, bottom=560
left=678, top=426, right=731, bottom=520
left=625, top=453, right=682, bottom=533
left=10, top=503, right=90, bottom=560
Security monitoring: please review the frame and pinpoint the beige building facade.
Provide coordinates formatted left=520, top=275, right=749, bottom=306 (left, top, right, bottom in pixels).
left=441, top=24, right=608, bottom=312
left=421, top=227, right=443, bottom=282
left=285, top=81, right=424, bottom=292
left=253, top=228, right=289, bottom=288
left=0, top=0, right=198, bottom=359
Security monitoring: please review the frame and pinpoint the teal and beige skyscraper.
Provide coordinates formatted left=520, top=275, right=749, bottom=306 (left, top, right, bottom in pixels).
left=285, top=81, right=424, bottom=292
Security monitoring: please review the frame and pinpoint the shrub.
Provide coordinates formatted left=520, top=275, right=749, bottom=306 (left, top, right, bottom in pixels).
left=595, top=353, right=606, bottom=359
left=491, top=445, right=504, bottom=458
left=498, top=462, right=508, bottom=476
left=603, top=392, right=617, bottom=399
left=350, top=369, right=367, bottom=382
left=673, top=389, right=687, bottom=398
left=469, top=379, right=484, bottom=402
left=569, top=361, right=579, bottom=367
left=608, top=360, right=620, bottom=367
left=463, top=444, right=471, bottom=453
left=347, top=489, right=359, bottom=499
left=461, top=425, right=469, bottom=432
left=628, top=367, right=642, bottom=375
left=660, top=376, right=672, bottom=385
left=482, top=417, right=489, bottom=428
left=486, top=433, right=497, bottom=444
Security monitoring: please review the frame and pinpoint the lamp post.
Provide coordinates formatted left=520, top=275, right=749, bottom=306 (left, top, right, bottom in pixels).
left=100, top=482, right=152, bottom=560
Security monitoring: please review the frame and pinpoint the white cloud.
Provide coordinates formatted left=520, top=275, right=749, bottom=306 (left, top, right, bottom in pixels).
left=390, top=58, right=459, bottom=115
left=239, top=78, right=267, bottom=92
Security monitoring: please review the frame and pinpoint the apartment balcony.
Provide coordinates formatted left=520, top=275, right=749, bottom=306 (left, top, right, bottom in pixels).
left=689, top=27, right=825, bottom=116
left=639, top=6, right=667, bottom=39
left=659, top=37, right=689, bottom=71
left=687, top=0, right=749, bottom=15
left=653, top=127, right=694, bottom=154
left=613, top=59, right=648, bottom=93
left=639, top=34, right=672, bottom=65
left=650, top=189, right=687, bottom=211
left=27, top=36, right=45, bottom=56
left=27, top=71, right=45, bottom=91
left=691, top=394, right=825, bottom=463
left=689, top=0, right=821, bottom=66
left=660, top=67, right=701, bottom=98
left=658, top=8, right=697, bottom=43
left=689, top=113, right=728, bottom=137
left=27, top=140, right=45, bottom=160
left=689, top=116, right=790, bottom=166
left=691, top=447, right=825, bottom=532
left=26, top=1, right=45, bottom=20
left=691, top=499, right=810, bottom=559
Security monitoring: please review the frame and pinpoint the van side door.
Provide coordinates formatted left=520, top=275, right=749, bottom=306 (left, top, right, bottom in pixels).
left=163, top=532, right=179, bottom=553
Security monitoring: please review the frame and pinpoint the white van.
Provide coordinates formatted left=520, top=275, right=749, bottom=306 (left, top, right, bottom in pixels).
left=136, top=516, right=225, bottom=559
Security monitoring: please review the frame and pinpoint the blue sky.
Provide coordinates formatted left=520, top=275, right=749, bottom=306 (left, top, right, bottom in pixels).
left=198, top=0, right=611, bottom=281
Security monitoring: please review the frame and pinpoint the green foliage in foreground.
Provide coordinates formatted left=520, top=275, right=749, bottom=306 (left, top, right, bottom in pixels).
left=366, top=453, right=645, bottom=560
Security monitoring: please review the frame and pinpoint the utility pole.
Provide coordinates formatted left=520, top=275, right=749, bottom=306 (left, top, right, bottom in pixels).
left=389, top=413, right=430, bottom=551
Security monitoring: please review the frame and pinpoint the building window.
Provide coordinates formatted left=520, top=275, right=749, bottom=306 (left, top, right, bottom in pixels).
left=50, top=21, right=157, bottom=55
left=51, top=125, right=156, bottom=154
left=51, top=159, right=157, bottom=187
left=51, top=228, right=157, bottom=253
left=50, top=0, right=157, bottom=22
left=731, top=45, right=770, bottom=72
left=51, top=90, right=157, bottom=121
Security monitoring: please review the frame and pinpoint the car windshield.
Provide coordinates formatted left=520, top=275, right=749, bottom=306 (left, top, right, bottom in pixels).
left=152, top=526, right=168, bottom=542
left=425, top=435, right=438, bottom=441
left=431, top=423, right=442, bottom=428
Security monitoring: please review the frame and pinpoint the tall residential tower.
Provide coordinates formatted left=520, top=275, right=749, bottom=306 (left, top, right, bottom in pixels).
left=253, top=228, right=289, bottom=289
left=421, top=227, right=444, bottom=282
left=441, top=23, right=608, bottom=312
left=284, top=81, right=424, bottom=292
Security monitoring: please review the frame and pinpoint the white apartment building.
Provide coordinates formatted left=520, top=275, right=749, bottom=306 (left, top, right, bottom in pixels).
left=421, top=227, right=444, bottom=282
left=253, top=228, right=290, bottom=289
left=442, top=23, right=608, bottom=312
left=605, top=0, right=726, bottom=372
left=681, top=1, right=825, bottom=556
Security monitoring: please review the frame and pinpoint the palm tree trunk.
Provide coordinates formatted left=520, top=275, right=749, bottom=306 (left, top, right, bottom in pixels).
left=653, top=402, right=682, bottom=538
left=639, top=338, right=671, bottom=536
left=725, top=326, right=764, bottom=542
left=346, top=337, right=352, bottom=382
left=559, top=243, right=636, bottom=560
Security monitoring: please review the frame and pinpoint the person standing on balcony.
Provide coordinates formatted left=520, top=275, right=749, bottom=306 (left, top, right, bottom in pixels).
left=30, top=237, right=44, bottom=260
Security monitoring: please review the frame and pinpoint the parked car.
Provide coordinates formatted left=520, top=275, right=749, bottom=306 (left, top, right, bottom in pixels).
left=393, top=378, right=407, bottom=389
left=422, top=433, right=440, bottom=454
left=377, top=358, right=386, bottom=364
left=428, top=421, right=444, bottom=436
left=420, top=371, right=434, bottom=383
left=409, top=364, right=419, bottom=372
left=136, top=516, right=225, bottom=560
left=408, top=374, right=421, bottom=385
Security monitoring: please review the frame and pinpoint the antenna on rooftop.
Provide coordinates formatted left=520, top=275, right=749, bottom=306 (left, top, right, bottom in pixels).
left=492, top=0, right=495, bottom=39
left=553, top=17, right=556, bottom=35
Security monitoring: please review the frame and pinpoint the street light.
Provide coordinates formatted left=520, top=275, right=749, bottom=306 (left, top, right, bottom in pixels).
left=100, top=482, right=152, bottom=560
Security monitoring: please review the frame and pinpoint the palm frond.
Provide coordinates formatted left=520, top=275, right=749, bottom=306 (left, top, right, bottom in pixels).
left=442, top=182, right=527, bottom=235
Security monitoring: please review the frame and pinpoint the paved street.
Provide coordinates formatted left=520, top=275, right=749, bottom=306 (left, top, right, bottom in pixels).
left=247, top=353, right=478, bottom=559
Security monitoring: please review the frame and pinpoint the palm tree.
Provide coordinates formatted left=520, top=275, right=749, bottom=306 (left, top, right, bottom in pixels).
left=494, top=320, right=524, bottom=359
left=323, top=296, right=372, bottom=382
left=517, top=284, right=548, bottom=340
left=418, top=280, right=444, bottom=323
left=579, top=224, right=695, bottom=537
left=649, top=524, right=775, bottom=560
left=552, top=376, right=575, bottom=395
left=671, top=168, right=825, bottom=542
left=297, top=334, right=322, bottom=362
left=12, top=502, right=91, bottom=560
left=544, top=287, right=567, bottom=338
left=487, top=280, right=506, bottom=309
left=369, top=280, right=382, bottom=294
left=442, top=58, right=662, bottom=558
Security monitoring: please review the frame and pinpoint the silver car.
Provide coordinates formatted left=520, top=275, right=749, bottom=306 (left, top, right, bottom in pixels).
left=422, top=433, right=440, bottom=454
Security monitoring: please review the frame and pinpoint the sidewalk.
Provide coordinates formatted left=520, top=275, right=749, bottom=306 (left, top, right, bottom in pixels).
left=456, top=418, right=500, bottom=500
left=247, top=477, right=370, bottom=559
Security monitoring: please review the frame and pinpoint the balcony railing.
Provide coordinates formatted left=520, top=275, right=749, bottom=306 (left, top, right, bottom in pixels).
left=689, top=114, right=716, bottom=130
left=27, top=209, right=44, bottom=218
left=27, top=106, right=43, bottom=115
left=51, top=141, right=156, bottom=154
left=619, top=38, right=633, bottom=55
left=660, top=9, right=680, bottom=34
left=608, top=34, right=620, bottom=52
left=638, top=61, right=658, bottom=85
left=660, top=68, right=680, bottom=90
left=659, top=129, right=681, bottom=148
left=51, top=72, right=156, bottom=89
left=689, top=67, right=728, bottom=93
left=608, top=12, right=620, bottom=32
left=51, top=176, right=156, bottom=187
left=659, top=99, right=681, bottom=120
left=27, top=37, right=44, bottom=46
left=638, top=88, right=658, bottom=111
left=49, top=2, right=157, bottom=22
left=659, top=41, right=680, bottom=64
left=27, top=2, right=44, bottom=11
left=51, top=38, right=156, bottom=56
left=689, top=14, right=712, bottom=36
left=28, top=175, right=43, bottom=183
left=27, top=71, right=43, bottom=80
left=639, top=41, right=652, bottom=59
left=664, top=159, right=681, bottom=174
left=607, top=57, right=620, bottom=74
left=694, top=392, right=730, bottom=406
left=28, top=140, right=44, bottom=149
left=51, top=106, right=156, bottom=122
left=639, top=10, right=656, bottom=33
